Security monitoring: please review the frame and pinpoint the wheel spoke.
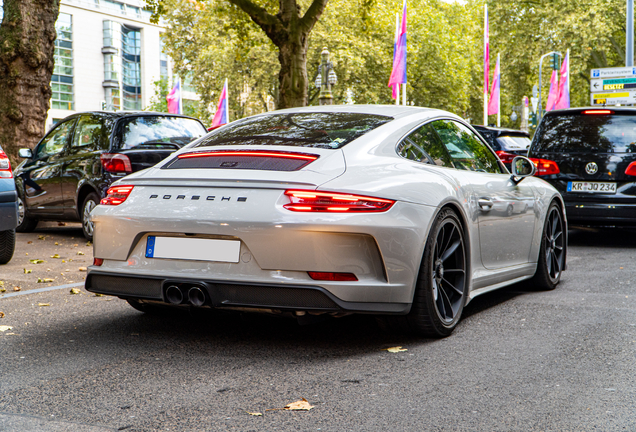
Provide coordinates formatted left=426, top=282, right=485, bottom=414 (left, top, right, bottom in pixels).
left=438, top=285, right=453, bottom=320
left=441, top=239, right=461, bottom=263
left=440, top=224, right=456, bottom=259
left=441, top=277, right=463, bottom=296
left=444, top=268, right=465, bottom=274
left=546, top=248, right=552, bottom=274
left=551, top=212, right=559, bottom=237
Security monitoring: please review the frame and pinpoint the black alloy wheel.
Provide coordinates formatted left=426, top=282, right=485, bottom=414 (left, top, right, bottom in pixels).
left=529, top=202, right=565, bottom=290
left=380, top=208, right=467, bottom=338
left=15, top=196, right=38, bottom=233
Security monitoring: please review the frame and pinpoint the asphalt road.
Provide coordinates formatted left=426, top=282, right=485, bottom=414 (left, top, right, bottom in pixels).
left=0, top=226, right=635, bottom=431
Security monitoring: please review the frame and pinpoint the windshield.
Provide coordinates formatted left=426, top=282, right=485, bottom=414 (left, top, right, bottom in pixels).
left=116, top=116, right=206, bottom=150
left=193, top=112, right=393, bottom=149
left=534, top=113, right=636, bottom=153
left=497, top=135, right=530, bottom=151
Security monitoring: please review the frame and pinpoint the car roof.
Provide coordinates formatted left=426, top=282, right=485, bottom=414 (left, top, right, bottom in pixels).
left=472, top=124, right=530, bottom=137
left=263, top=104, right=462, bottom=121
left=60, top=111, right=201, bottom=121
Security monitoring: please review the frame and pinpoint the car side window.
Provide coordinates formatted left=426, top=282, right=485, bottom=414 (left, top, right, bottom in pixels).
left=36, top=119, right=76, bottom=158
left=431, top=120, right=502, bottom=174
left=72, top=114, right=105, bottom=150
left=397, top=123, right=454, bottom=167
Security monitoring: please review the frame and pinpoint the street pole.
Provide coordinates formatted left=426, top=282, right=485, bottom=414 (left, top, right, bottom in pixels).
left=537, top=51, right=561, bottom=123
left=318, top=47, right=333, bottom=106
left=628, top=0, right=634, bottom=66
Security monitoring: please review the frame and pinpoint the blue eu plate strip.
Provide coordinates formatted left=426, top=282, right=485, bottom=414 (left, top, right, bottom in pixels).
left=567, top=182, right=572, bottom=192
left=146, top=236, right=156, bottom=258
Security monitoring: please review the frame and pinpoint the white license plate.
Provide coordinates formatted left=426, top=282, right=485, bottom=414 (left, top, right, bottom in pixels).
left=145, top=236, right=240, bottom=263
left=567, top=181, right=616, bottom=194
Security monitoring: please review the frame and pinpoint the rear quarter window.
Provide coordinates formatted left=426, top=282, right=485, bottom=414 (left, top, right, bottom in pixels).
left=533, top=113, right=636, bottom=153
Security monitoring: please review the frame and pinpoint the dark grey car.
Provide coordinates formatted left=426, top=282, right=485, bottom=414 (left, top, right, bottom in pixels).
left=0, top=145, right=18, bottom=264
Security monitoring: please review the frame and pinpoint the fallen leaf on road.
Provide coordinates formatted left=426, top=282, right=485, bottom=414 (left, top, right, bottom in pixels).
left=54, top=242, right=59, bottom=245
left=246, top=412, right=263, bottom=416
left=0, top=326, right=12, bottom=332
left=58, top=222, right=66, bottom=226
left=30, top=259, right=45, bottom=264
left=73, top=244, right=78, bottom=247
left=0, top=288, right=5, bottom=293
left=38, top=235, right=46, bottom=240
left=94, top=293, right=104, bottom=297
left=86, top=241, right=92, bottom=246
left=37, top=278, right=54, bottom=283
left=0, top=281, right=4, bottom=287
left=383, top=346, right=408, bottom=353
left=0, top=312, right=4, bottom=318
left=62, top=260, right=66, bottom=263
left=77, top=251, right=85, bottom=256
left=78, top=267, right=87, bottom=272
left=51, top=254, right=60, bottom=259
left=24, top=269, right=32, bottom=274
left=70, top=288, right=81, bottom=295
left=284, top=399, right=314, bottom=411
left=27, top=241, right=32, bottom=244
left=13, top=286, right=20, bottom=292
left=38, top=303, right=50, bottom=307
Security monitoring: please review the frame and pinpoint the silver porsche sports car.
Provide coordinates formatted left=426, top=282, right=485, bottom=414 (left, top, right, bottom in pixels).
left=86, top=105, right=567, bottom=337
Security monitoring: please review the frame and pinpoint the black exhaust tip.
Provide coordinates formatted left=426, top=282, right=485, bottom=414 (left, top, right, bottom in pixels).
left=188, top=286, right=206, bottom=307
left=165, top=285, right=184, bottom=305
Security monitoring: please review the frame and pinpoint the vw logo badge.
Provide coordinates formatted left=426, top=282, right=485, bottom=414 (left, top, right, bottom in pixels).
left=585, top=162, right=598, bottom=175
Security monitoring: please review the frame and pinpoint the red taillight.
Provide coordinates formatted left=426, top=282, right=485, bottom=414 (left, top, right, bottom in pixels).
left=529, top=158, right=560, bottom=176
left=582, top=110, right=614, bottom=115
left=100, top=185, right=134, bottom=205
left=100, top=153, right=132, bottom=174
left=308, top=271, right=358, bottom=282
left=0, top=150, right=12, bottom=178
left=283, top=190, right=395, bottom=212
left=178, top=150, right=319, bottom=161
left=93, top=258, right=103, bottom=266
left=495, top=150, right=517, bottom=164
left=626, top=161, right=636, bottom=176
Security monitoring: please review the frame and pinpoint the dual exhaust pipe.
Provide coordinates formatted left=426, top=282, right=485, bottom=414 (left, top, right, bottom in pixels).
left=165, top=285, right=206, bottom=307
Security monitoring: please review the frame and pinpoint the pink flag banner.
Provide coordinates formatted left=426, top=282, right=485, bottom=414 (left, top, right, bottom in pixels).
left=487, top=56, right=500, bottom=115
left=211, top=80, right=228, bottom=128
left=555, top=52, right=570, bottom=110
left=388, top=1, right=407, bottom=92
left=545, top=70, right=559, bottom=112
left=166, top=80, right=182, bottom=114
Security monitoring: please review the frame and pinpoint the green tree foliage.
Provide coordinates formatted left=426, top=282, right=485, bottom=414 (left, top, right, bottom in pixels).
left=159, top=0, right=484, bottom=122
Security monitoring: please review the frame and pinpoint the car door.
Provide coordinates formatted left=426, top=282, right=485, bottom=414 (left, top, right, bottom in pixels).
left=430, top=119, right=536, bottom=269
left=60, top=113, right=108, bottom=218
left=20, top=118, right=77, bottom=217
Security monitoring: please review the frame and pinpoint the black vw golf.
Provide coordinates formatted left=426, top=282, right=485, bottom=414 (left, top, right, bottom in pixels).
left=528, top=107, right=636, bottom=226
left=13, top=111, right=207, bottom=240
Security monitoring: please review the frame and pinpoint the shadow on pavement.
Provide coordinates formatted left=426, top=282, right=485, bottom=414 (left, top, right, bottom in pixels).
left=568, top=226, right=636, bottom=248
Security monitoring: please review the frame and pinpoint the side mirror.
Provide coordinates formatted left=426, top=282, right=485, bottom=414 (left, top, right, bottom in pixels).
left=18, top=148, right=33, bottom=159
left=510, top=156, right=536, bottom=184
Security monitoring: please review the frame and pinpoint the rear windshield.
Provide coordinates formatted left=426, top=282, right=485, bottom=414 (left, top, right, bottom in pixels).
left=534, top=113, right=636, bottom=153
left=193, top=112, right=393, bottom=149
left=116, top=116, right=206, bottom=150
left=497, top=135, right=530, bottom=150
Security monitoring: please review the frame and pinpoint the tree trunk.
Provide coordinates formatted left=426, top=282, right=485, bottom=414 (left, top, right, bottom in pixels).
left=0, top=0, right=60, bottom=164
left=277, top=28, right=309, bottom=108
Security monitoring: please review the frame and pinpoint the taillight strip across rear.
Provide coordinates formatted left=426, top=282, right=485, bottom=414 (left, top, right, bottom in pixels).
left=284, top=190, right=395, bottom=212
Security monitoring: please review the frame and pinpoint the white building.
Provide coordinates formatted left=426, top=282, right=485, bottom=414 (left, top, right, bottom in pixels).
left=0, top=0, right=197, bottom=129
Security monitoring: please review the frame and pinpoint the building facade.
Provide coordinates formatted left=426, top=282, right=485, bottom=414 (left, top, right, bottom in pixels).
left=0, top=0, right=198, bottom=129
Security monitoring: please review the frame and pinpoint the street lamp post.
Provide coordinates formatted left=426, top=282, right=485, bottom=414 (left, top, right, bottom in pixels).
left=315, top=47, right=337, bottom=105
left=538, top=51, right=561, bottom=123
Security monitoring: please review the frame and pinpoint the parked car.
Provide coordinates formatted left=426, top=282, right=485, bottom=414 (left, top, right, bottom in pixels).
left=472, top=125, right=531, bottom=170
left=13, top=111, right=207, bottom=240
left=85, top=105, right=567, bottom=338
left=0, top=145, right=17, bottom=264
left=528, top=107, right=636, bottom=227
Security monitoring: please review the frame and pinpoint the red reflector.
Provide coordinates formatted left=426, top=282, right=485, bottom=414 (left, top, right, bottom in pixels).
left=626, top=161, right=636, bottom=176
left=100, top=185, right=134, bottom=205
left=178, top=150, right=319, bottom=161
left=0, top=150, right=12, bottom=178
left=582, top=110, right=614, bottom=115
left=308, top=272, right=358, bottom=282
left=100, top=153, right=132, bottom=174
left=529, top=158, right=560, bottom=176
left=284, top=190, right=395, bottom=212
left=93, top=258, right=103, bottom=266
left=495, top=150, right=516, bottom=164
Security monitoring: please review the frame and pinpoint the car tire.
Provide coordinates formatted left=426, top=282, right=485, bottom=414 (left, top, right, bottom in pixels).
left=16, top=196, right=38, bottom=233
left=81, top=192, right=100, bottom=241
left=0, top=229, right=16, bottom=264
left=380, top=208, right=468, bottom=338
left=528, top=201, right=565, bottom=290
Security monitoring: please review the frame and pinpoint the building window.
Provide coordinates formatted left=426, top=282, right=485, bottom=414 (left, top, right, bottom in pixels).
left=52, top=13, right=74, bottom=110
left=122, top=26, right=141, bottom=110
left=160, top=36, right=169, bottom=81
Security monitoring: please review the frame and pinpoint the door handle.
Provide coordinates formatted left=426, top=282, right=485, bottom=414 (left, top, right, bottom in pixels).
left=478, top=198, right=493, bottom=211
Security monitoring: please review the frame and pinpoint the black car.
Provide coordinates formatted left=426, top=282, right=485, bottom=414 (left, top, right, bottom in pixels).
left=14, top=111, right=207, bottom=239
left=472, top=125, right=531, bottom=169
left=528, top=107, right=636, bottom=226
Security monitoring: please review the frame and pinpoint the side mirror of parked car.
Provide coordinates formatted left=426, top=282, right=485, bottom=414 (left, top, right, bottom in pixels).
left=18, top=148, right=33, bottom=159
left=510, top=156, right=536, bottom=184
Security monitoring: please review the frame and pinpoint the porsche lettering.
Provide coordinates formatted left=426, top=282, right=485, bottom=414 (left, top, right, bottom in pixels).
left=149, top=194, right=247, bottom=202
